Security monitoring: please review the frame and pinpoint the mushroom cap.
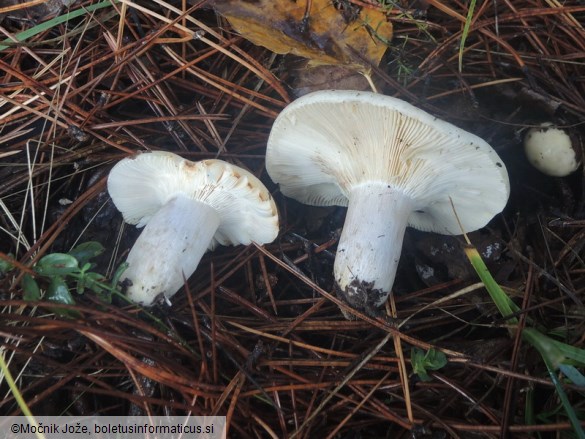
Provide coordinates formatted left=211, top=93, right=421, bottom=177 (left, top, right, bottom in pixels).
left=266, top=90, right=509, bottom=235
left=108, top=151, right=279, bottom=248
left=524, top=123, right=580, bottom=177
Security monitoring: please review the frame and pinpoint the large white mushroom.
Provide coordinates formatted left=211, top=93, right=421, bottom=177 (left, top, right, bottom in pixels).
left=266, top=90, right=509, bottom=316
left=108, top=151, right=279, bottom=306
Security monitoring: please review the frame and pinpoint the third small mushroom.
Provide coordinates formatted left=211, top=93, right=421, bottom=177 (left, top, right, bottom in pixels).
left=523, top=122, right=581, bottom=177
left=266, top=90, right=510, bottom=317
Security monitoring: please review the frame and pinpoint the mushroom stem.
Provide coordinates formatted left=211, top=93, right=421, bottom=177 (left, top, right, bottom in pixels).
left=123, top=194, right=220, bottom=305
left=334, top=182, right=414, bottom=314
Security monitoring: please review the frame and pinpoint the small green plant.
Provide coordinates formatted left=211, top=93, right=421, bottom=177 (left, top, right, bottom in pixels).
left=411, top=347, right=447, bottom=382
left=464, top=245, right=585, bottom=438
left=22, top=242, right=127, bottom=314
left=0, top=255, right=15, bottom=275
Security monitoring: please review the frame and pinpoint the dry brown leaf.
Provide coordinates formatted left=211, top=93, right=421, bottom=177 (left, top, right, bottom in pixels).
left=213, top=0, right=392, bottom=73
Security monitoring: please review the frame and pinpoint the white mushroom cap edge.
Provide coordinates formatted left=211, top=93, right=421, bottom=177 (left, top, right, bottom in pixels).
left=108, top=151, right=279, bottom=306
left=266, top=90, right=510, bottom=316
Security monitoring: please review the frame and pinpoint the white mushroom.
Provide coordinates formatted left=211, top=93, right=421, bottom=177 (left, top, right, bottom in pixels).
left=266, top=90, right=509, bottom=316
left=524, top=122, right=580, bottom=177
left=108, top=151, right=279, bottom=306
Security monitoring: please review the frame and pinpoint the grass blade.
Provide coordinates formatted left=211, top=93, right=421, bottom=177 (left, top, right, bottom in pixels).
left=464, top=243, right=585, bottom=437
left=458, top=0, right=477, bottom=72
left=0, top=0, right=117, bottom=51
left=463, top=246, right=519, bottom=322
left=0, top=351, right=45, bottom=439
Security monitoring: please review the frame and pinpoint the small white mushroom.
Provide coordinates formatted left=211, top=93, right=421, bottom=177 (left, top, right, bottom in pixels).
left=524, top=122, right=580, bottom=177
left=266, top=90, right=509, bottom=316
left=108, top=151, right=279, bottom=306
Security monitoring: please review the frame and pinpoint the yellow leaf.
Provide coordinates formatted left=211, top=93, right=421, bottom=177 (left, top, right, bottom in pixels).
left=213, top=0, right=392, bottom=72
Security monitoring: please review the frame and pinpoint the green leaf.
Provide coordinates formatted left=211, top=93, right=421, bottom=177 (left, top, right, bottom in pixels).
left=544, top=358, right=585, bottom=439
left=558, top=364, right=585, bottom=388
left=21, top=274, right=41, bottom=301
left=423, top=348, right=448, bottom=370
left=463, top=246, right=519, bottom=323
left=68, top=241, right=105, bottom=267
left=0, top=255, right=15, bottom=275
left=47, top=276, right=80, bottom=318
left=552, top=339, right=585, bottom=367
left=47, top=276, right=75, bottom=305
left=111, top=262, right=129, bottom=289
left=411, top=347, right=447, bottom=382
left=81, top=262, right=92, bottom=272
left=36, top=253, right=79, bottom=276
left=411, top=349, right=431, bottom=381
left=522, top=328, right=566, bottom=369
